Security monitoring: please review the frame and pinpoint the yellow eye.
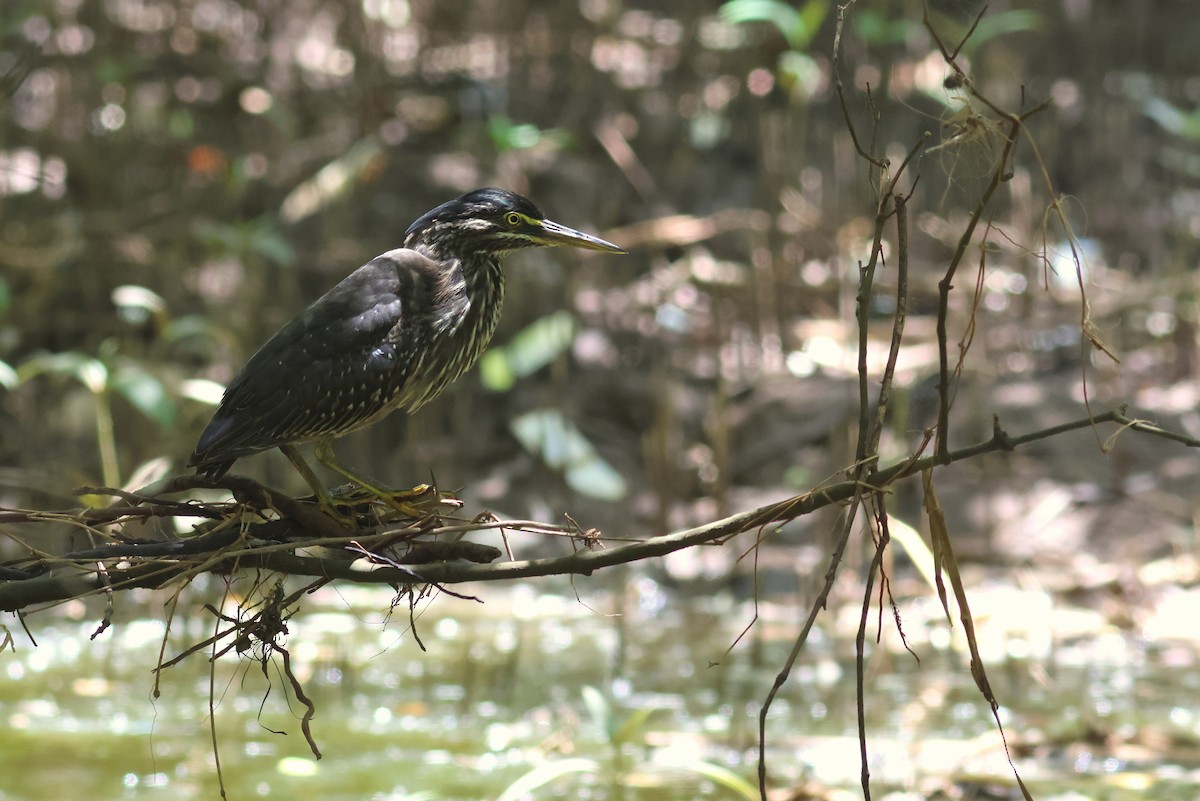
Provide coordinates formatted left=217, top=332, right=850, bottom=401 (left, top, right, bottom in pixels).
left=505, top=212, right=522, bottom=227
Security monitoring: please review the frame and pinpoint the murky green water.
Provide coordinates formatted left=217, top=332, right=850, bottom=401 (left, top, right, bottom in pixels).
left=2, top=572, right=1199, bottom=800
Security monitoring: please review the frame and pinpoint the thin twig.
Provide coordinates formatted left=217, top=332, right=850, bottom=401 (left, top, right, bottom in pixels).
left=2, top=407, right=1193, bottom=613
left=934, top=114, right=1021, bottom=460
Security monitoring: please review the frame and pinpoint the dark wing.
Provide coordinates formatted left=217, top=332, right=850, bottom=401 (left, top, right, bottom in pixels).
left=189, top=248, right=438, bottom=475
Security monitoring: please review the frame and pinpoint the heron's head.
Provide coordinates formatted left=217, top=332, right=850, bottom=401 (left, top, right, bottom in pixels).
left=404, top=188, right=625, bottom=257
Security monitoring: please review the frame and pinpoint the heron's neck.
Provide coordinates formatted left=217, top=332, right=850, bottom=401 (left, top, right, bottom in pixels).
left=426, top=249, right=505, bottom=336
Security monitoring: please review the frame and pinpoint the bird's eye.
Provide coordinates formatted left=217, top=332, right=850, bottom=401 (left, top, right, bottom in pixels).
left=505, top=212, right=522, bottom=227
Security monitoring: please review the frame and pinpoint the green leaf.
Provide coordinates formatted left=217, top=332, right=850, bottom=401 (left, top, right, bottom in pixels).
left=112, top=284, right=168, bottom=328
left=853, top=10, right=914, bottom=46
left=678, top=760, right=760, bottom=801
left=18, top=351, right=108, bottom=393
left=797, top=0, right=829, bottom=43
left=886, top=515, right=939, bottom=598
left=111, top=364, right=174, bottom=428
left=163, top=314, right=220, bottom=344
left=581, top=685, right=612, bottom=737
left=961, top=10, right=1042, bottom=53
left=496, top=758, right=601, bottom=801
left=510, top=409, right=627, bottom=501
left=249, top=226, right=296, bottom=266
left=611, top=705, right=661, bottom=748
left=488, top=116, right=542, bottom=151
left=720, top=0, right=827, bottom=50
left=777, top=51, right=821, bottom=98
left=194, top=217, right=295, bottom=266
left=487, top=116, right=572, bottom=153
left=280, top=136, right=384, bottom=223
left=1144, top=96, right=1200, bottom=141
left=179, top=378, right=226, bottom=406
left=478, top=352, right=516, bottom=393
left=721, top=0, right=800, bottom=38
left=479, top=311, right=576, bottom=392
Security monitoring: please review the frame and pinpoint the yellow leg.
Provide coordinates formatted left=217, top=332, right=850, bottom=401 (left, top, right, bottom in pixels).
left=312, top=439, right=430, bottom=515
left=280, top=443, right=361, bottom=528
left=281, top=444, right=332, bottom=505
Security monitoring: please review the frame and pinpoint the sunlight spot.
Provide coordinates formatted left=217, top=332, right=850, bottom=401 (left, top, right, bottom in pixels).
left=748, top=67, right=774, bottom=96
left=239, top=86, right=272, bottom=114
left=96, top=103, right=126, bottom=131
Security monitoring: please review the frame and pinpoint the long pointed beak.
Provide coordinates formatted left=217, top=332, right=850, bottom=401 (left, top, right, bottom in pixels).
left=535, top=218, right=626, bottom=253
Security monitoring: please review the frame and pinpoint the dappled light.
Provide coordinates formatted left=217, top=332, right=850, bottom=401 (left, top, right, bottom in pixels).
left=4, top=1, right=1200, bottom=799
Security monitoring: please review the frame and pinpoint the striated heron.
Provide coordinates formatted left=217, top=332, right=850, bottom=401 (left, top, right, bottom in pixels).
left=189, top=188, right=624, bottom=503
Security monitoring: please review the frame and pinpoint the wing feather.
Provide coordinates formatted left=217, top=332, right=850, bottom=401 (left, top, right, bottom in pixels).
left=189, top=249, right=439, bottom=472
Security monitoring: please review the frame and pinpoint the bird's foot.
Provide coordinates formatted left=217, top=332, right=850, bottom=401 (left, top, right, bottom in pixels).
left=326, top=480, right=442, bottom=519
left=379, top=483, right=434, bottom=517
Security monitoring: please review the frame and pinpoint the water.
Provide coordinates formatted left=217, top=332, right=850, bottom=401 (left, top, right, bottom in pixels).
left=2, top=572, right=1198, bottom=800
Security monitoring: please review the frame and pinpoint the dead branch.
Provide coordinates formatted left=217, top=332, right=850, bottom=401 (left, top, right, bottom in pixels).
left=2, top=407, right=1186, bottom=618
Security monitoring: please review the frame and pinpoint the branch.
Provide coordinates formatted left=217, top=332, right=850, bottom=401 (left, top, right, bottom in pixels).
left=2, top=408, right=1193, bottom=616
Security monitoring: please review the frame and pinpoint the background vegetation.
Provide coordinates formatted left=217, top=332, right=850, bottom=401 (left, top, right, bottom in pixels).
left=3, top=1, right=1200, bottom=799
left=4, top=0, right=1199, bottom=530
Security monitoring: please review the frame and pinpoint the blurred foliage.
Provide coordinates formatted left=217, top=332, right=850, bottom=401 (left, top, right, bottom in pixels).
left=721, top=0, right=828, bottom=99
left=17, top=340, right=173, bottom=489
left=0, top=276, right=14, bottom=389
left=720, top=0, right=829, bottom=50
left=0, top=0, right=1198, bottom=544
left=479, top=311, right=576, bottom=392
left=487, top=115, right=573, bottom=153
left=194, top=218, right=295, bottom=266
left=3, top=6, right=1200, bottom=794
left=510, top=408, right=627, bottom=501
left=279, top=137, right=386, bottom=224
